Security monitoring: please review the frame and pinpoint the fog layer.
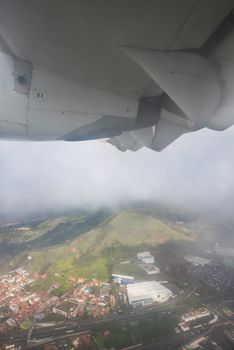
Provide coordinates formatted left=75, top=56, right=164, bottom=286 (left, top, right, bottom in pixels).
left=0, top=127, right=234, bottom=218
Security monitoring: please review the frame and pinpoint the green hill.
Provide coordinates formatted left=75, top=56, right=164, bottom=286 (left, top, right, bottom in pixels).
left=0, top=210, right=196, bottom=289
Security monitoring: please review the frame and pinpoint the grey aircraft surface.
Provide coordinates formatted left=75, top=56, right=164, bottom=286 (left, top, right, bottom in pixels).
left=0, top=0, right=234, bottom=151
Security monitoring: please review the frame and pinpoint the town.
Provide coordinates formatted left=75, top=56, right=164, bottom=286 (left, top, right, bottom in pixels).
left=1, top=243, right=234, bottom=349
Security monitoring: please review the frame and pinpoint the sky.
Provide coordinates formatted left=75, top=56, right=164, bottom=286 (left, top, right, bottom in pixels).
left=1, top=127, right=234, bottom=219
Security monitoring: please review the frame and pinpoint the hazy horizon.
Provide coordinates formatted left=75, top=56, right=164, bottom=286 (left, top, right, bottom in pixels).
left=1, top=127, right=234, bottom=220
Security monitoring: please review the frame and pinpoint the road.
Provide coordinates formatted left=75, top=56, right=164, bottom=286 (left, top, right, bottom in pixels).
left=0, top=299, right=179, bottom=345
left=1, top=292, right=234, bottom=349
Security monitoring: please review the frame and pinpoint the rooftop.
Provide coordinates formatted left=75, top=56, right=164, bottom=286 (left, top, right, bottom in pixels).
left=137, top=252, right=152, bottom=258
left=184, top=255, right=210, bottom=266
left=127, top=281, right=172, bottom=302
left=112, top=274, right=135, bottom=280
left=53, top=300, right=78, bottom=313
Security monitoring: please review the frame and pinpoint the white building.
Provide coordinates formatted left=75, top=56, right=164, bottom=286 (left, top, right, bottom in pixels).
left=184, top=255, right=210, bottom=266
left=179, top=322, right=190, bottom=332
left=137, top=251, right=155, bottom=264
left=112, top=274, right=135, bottom=285
left=141, top=265, right=160, bottom=275
left=181, top=308, right=210, bottom=323
left=127, top=281, right=172, bottom=307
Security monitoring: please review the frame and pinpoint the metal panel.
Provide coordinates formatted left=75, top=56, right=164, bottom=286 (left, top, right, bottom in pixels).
left=29, top=68, right=138, bottom=119
left=0, top=52, right=28, bottom=138
left=27, top=109, right=100, bottom=140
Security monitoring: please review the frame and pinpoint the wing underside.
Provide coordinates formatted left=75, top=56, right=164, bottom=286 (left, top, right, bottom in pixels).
left=0, top=0, right=233, bottom=150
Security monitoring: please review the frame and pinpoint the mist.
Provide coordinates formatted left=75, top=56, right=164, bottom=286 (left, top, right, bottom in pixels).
left=1, top=127, right=234, bottom=220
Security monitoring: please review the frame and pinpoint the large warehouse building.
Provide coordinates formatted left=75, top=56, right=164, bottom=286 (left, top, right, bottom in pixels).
left=127, top=281, right=172, bottom=307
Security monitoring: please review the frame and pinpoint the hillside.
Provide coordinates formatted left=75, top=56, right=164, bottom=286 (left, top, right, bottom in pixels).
left=0, top=210, right=197, bottom=289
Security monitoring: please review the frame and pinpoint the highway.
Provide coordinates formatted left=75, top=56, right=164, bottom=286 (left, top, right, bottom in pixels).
left=0, top=298, right=179, bottom=345
left=1, top=291, right=234, bottom=349
left=29, top=289, right=234, bottom=341
left=0, top=330, right=27, bottom=344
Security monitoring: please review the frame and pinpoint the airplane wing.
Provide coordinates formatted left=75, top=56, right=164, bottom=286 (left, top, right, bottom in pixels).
left=0, top=0, right=233, bottom=151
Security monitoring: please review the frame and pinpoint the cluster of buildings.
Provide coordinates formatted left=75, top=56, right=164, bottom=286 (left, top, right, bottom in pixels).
left=53, top=279, right=112, bottom=319
left=178, top=308, right=216, bottom=333
left=137, top=251, right=160, bottom=275
left=0, top=267, right=62, bottom=332
left=0, top=267, right=34, bottom=299
left=112, top=251, right=173, bottom=308
left=113, top=251, right=160, bottom=283
left=184, top=252, right=234, bottom=291
left=0, top=268, right=114, bottom=332
left=182, top=327, right=234, bottom=350
left=202, top=263, right=233, bottom=290
left=185, top=255, right=233, bottom=291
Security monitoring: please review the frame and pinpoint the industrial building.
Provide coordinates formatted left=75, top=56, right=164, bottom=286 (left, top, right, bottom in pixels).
left=137, top=251, right=155, bottom=264
left=179, top=322, right=190, bottom=332
left=184, top=255, right=210, bottom=266
left=183, top=336, right=207, bottom=350
left=141, top=265, right=160, bottom=275
left=112, top=274, right=135, bottom=285
left=181, top=308, right=210, bottom=323
left=127, top=281, right=172, bottom=307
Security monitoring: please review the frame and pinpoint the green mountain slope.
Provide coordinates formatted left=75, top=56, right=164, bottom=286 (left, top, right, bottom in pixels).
left=0, top=210, right=196, bottom=287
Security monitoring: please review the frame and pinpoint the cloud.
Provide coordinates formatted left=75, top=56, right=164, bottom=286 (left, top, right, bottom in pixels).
left=1, top=127, right=234, bottom=218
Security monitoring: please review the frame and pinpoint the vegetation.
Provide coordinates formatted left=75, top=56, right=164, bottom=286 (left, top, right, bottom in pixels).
left=94, top=312, right=178, bottom=349
left=51, top=282, right=72, bottom=296
left=0, top=210, right=196, bottom=287
left=20, top=320, right=32, bottom=330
